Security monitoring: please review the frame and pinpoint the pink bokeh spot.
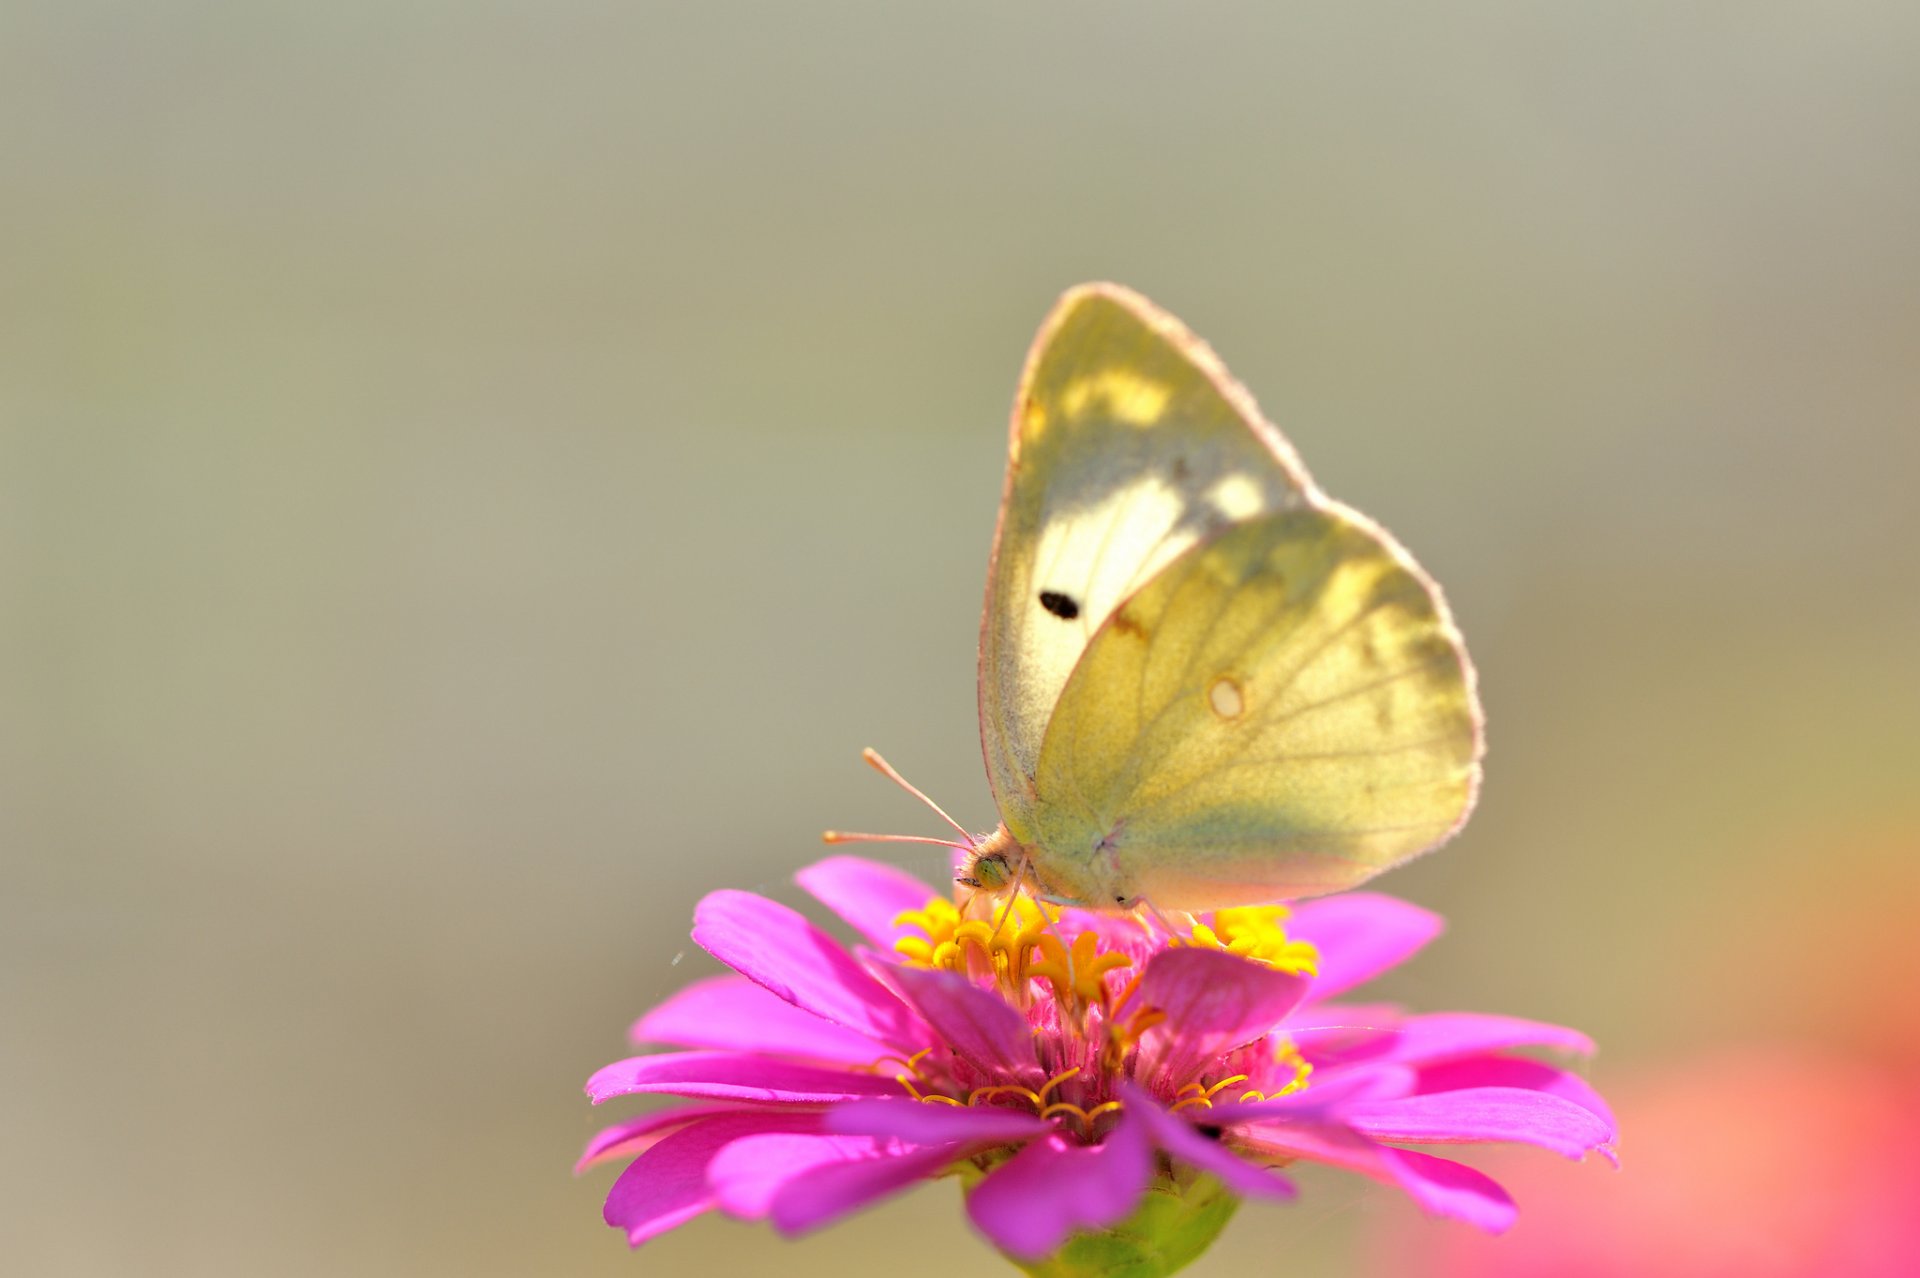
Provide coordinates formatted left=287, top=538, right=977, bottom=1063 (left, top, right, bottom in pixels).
left=1376, top=1049, right=1920, bottom=1277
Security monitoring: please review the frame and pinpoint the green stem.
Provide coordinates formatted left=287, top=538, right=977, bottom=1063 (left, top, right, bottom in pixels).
left=978, top=1170, right=1241, bottom=1278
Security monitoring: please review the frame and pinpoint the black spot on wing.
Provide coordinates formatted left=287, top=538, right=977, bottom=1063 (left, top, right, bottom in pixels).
left=1038, top=590, right=1080, bottom=620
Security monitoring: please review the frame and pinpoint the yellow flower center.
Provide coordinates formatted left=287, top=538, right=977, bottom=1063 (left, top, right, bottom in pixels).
left=884, top=894, right=1313, bottom=1131
left=893, top=894, right=1074, bottom=995
left=1186, top=906, right=1320, bottom=976
left=1166, top=1042, right=1313, bottom=1113
left=1030, top=931, right=1133, bottom=1004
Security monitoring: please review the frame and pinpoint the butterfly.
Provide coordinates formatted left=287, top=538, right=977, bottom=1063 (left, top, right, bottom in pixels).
left=838, top=283, right=1482, bottom=913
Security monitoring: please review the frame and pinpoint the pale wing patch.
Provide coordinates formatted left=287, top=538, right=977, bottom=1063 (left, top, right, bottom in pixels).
left=1205, top=472, right=1265, bottom=522
left=1030, top=472, right=1184, bottom=638
left=1012, top=473, right=1192, bottom=785
left=1058, top=368, right=1173, bottom=427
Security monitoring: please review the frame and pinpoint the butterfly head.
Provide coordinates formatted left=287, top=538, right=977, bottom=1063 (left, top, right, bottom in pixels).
left=955, top=824, right=1017, bottom=893
left=957, top=824, right=1135, bottom=911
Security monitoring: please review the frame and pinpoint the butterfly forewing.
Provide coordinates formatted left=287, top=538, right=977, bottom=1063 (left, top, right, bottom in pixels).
left=978, top=285, right=1315, bottom=840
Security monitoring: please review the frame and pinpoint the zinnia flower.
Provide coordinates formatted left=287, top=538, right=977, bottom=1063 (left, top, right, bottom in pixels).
left=580, top=856, right=1614, bottom=1275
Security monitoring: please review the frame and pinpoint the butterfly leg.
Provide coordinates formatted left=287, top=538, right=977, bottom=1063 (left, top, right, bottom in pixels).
left=1135, top=897, right=1194, bottom=944
left=988, top=849, right=1035, bottom=942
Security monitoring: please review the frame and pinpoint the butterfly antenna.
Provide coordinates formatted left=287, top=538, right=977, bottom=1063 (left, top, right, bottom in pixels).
left=820, top=831, right=973, bottom=851
left=858, top=747, right=974, bottom=844
left=821, top=748, right=977, bottom=854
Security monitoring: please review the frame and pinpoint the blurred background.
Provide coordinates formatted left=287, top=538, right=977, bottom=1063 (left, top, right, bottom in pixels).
left=5, top=3, right=1918, bottom=1274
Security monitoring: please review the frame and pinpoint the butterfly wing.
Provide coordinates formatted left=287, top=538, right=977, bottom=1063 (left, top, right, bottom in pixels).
left=978, top=284, right=1316, bottom=842
left=1029, top=502, right=1483, bottom=909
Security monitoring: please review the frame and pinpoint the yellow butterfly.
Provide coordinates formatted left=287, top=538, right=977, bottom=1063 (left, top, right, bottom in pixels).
left=842, top=283, right=1482, bottom=913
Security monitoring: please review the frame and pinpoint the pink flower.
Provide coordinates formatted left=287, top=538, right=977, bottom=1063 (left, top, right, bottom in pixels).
left=580, top=856, right=1614, bottom=1267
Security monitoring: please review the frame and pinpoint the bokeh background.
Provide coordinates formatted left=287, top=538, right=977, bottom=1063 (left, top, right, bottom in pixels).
left=6, top=4, right=1918, bottom=1275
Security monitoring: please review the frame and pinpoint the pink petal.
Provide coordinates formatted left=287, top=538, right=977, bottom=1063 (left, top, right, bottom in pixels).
left=1384, top=1011, right=1594, bottom=1063
left=709, top=1130, right=971, bottom=1233
left=1282, top=1001, right=1405, bottom=1059
left=882, top=964, right=1043, bottom=1080
left=1416, top=1055, right=1617, bottom=1133
left=1133, top=947, right=1311, bottom=1084
left=1304, top=1009, right=1594, bottom=1072
left=692, top=889, right=922, bottom=1049
left=769, top=1142, right=970, bottom=1234
left=795, top=855, right=942, bottom=950
left=1201, top=1064, right=1417, bottom=1124
left=586, top=1050, right=902, bottom=1105
left=1286, top=893, right=1443, bottom=1000
left=1379, top=1148, right=1518, bottom=1233
left=826, top=1099, right=1051, bottom=1146
left=966, top=1121, right=1153, bottom=1260
left=1344, top=1085, right=1615, bottom=1158
left=630, top=974, right=887, bottom=1064
left=576, top=1103, right=744, bottom=1173
left=1231, top=1112, right=1393, bottom=1178
left=1230, top=1115, right=1516, bottom=1232
left=707, top=1130, right=894, bottom=1218
left=601, top=1110, right=823, bottom=1245
left=1121, top=1086, right=1297, bottom=1202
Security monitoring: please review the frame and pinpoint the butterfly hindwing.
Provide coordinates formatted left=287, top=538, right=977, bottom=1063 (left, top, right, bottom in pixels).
left=1029, top=502, right=1482, bottom=909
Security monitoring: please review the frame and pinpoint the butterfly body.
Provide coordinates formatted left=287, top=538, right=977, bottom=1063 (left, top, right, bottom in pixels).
left=968, top=284, right=1483, bottom=912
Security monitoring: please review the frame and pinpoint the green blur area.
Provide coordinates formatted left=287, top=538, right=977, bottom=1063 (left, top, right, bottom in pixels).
left=4, top=4, right=1917, bottom=1275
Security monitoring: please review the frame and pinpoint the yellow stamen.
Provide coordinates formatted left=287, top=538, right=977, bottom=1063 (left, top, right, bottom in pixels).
left=1040, top=1100, right=1117, bottom=1131
left=894, top=894, right=1056, bottom=999
left=1036, top=1067, right=1082, bottom=1106
left=1271, top=1036, right=1313, bottom=1097
left=1183, top=905, right=1320, bottom=975
left=866, top=1048, right=931, bottom=1079
left=1100, top=1003, right=1168, bottom=1072
left=1031, top=932, right=1132, bottom=1003
left=968, top=1084, right=1044, bottom=1109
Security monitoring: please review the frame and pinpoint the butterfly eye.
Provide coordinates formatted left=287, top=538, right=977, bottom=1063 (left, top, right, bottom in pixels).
left=1038, top=590, right=1080, bottom=620
left=965, top=851, right=1014, bottom=891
